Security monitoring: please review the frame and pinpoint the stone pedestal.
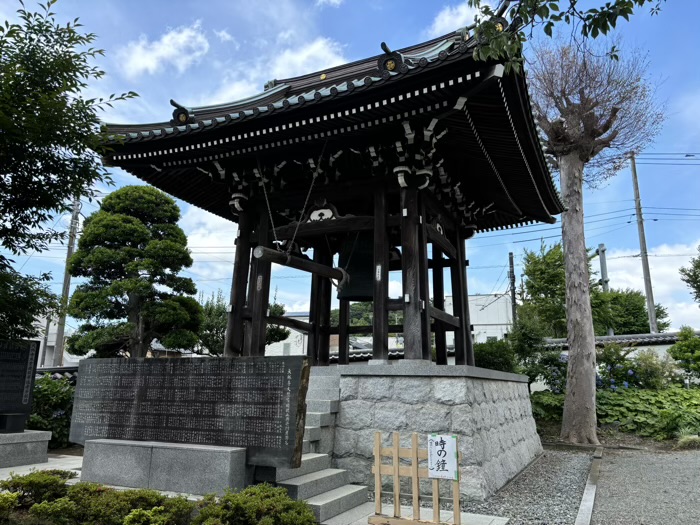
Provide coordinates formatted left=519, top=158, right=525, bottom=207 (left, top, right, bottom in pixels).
left=81, top=440, right=248, bottom=495
left=0, top=430, right=51, bottom=468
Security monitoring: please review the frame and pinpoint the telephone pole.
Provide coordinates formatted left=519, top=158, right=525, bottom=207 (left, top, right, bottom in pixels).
left=508, top=252, right=517, bottom=325
left=630, top=154, right=658, bottom=333
left=596, top=243, right=613, bottom=336
left=52, top=197, right=81, bottom=367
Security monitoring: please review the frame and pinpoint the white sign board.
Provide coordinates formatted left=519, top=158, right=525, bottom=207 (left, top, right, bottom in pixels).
left=427, top=434, right=459, bottom=480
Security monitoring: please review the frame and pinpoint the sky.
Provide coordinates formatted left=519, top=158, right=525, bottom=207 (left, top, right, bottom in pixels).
left=4, top=0, right=700, bottom=333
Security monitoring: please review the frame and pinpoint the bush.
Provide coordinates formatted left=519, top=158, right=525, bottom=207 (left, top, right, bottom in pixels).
left=473, top=340, right=517, bottom=373
left=537, top=351, right=568, bottom=393
left=0, top=470, right=76, bottom=508
left=675, top=435, right=700, bottom=450
left=27, top=375, right=75, bottom=449
left=30, top=497, right=79, bottom=525
left=530, top=391, right=565, bottom=421
left=193, top=484, right=316, bottom=525
left=0, top=492, right=19, bottom=522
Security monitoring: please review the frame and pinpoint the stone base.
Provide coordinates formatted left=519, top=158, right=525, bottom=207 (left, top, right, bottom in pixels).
left=0, top=430, right=51, bottom=468
left=332, top=363, right=542, bottom=501
left=81, top=440, right=247, bottom=494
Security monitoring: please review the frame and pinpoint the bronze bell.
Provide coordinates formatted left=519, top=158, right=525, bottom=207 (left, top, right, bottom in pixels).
left=337, top=231, right=375, bottom=301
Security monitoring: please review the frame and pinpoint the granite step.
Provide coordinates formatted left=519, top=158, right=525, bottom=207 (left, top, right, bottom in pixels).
left=306, top=484, right=368, bottom=522
left=255, top=453, right=331, bottom=483
left=308, top=375, right=341, bottom=388
left=305, top=412, right=335, bottom=428
left=302, top=440, right=312, bottom=454
left=278, top=468, right=348, bottom=500
left=307, top=399, right=339, bottom=413
left=306, top=387, right=341, bottom=401
left=304, top=426, right=322, bottom=442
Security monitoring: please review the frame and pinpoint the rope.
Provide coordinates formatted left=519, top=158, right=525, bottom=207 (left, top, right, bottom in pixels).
left=256, top=156, right=280, bottom=250
left=287, top=140, right=329, bottom=254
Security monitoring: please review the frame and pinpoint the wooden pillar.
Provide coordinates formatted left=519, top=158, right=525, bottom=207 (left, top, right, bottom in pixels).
left=400, top=187, right=423, bottom=359
left=338, top=299, right=350, bottom=364
left=450, top=232, right=467, bottom=365
left=224, top=211, right=252, bottom=357
left=317, top=247, right=333, bottom=366
left=372, top=185, right=389, bottom=361
left=460, top=239, right=475, bottom=366
left=306, top=245, right=329, bottom=366
left=432, top=246, right=447, bottom=365
left=418, top=195, right=432, bottom=360
left=244, top=211, right=271, bottom=357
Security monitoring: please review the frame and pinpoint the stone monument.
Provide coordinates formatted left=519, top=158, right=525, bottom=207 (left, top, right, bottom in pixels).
left=0, top=340, right=51, bottom=468
left=71, top=356, right=310, bottom=494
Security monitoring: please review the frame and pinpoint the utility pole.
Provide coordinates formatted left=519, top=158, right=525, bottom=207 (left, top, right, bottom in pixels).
left=52, top=197, right=81, bottom=367
left=508, top=252, right=517, bottom=325
left=630, top=153, right=658, bottom=333
left=39, top=316, right=52, bottom=367
left=596, top=243, right=614, bottom=336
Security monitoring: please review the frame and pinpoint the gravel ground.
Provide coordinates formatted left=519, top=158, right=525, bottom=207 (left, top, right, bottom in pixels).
left=461, top=450, right=592, bottom=525
left=591, top=449, right=700, bottom=525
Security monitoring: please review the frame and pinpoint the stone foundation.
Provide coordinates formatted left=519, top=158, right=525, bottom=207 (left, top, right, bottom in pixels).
left=0, top=430, right=51, bottom=468
left=330, top=362, right=541, bottom=501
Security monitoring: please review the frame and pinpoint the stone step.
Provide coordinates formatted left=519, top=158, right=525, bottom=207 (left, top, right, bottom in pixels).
left=278, top=468, right=348, bottom=500
left=305, top=412, right=335, bottom=428
left=308, top=375, right=341, bottom=388
left=307, top=399, right=339, bottom=413
left=256, top=453, right=331, bottom=483
left=306, top=484, right=369, bottom=523
left=306, top=387, right=341, bottom=401
left=304, top=426, right=322, bottom=442
left=302, top=440, right=312, bottom=454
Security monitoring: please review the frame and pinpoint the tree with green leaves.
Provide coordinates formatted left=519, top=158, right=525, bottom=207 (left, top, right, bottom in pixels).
left=598, top=288, right=670, bottom=335
left=198, top=288, right=290, bottom=355
left=668, top=326, right=700, bottom=380
left=467, top=0, right=664, bottom=69
left=680, top=248, right=700, bottom=307
left=0, top=1, right=134, bottom=340
left=67, top=186, right=202, bottom=358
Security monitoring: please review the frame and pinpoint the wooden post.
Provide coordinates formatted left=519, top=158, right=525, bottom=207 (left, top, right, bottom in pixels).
left=458, top=239, right=474, bottom=366
left=392, top=432, right=400, bottom=518
left=432, top=479, right=440, bottom=524
left=374, top=432, right=382, bottom=516
left=317, top=247, right=333, bottom=366
left=453, top=479, right=461, bottom=525
left=432, top=246, right=447, bottom=365
left=411, top=433, right=420, bottom=521
left=418, top=195, right=432, bottom=360
left=373, top=185, right=389, bottom=360
left=338, top=299, right=350, bottom=364
left=224, top=211, right=252, bottom=357
left=244, top=211, right=271, bottom=357
left=401, top=187, right=423, bottom=359
left=450, top=232, right=470, bottom=365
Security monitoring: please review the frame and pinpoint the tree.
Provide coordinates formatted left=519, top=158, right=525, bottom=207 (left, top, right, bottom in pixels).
left=529, top=41, right=663, bottom=443
left=521, top=243, right=567, bottom=337
left=466, top=1, right=663, bottom=69
left=680, top=247, right=700, bottom=305
left=0, top=1, right=134, bottom=338
left=668, top=326, right=700, bottom=380
left=596, top=288, right=670, bottom=335
left=67, top=186, right=202, bottom=358
left=198, top=288, right=290, bottom=355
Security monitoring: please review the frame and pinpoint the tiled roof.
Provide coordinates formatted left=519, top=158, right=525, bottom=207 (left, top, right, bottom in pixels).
left=543, top=331, right=700, bottom=350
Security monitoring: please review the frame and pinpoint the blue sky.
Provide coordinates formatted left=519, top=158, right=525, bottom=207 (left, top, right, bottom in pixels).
left=4, top=0, right=700, bottom=331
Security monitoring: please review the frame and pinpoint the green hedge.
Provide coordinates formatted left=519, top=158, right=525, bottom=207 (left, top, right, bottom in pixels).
left=27, top=375, right=75, bottom=449
left=531, top=387, right=700, bottom=440
left=0, top=471, right=316, bottom=525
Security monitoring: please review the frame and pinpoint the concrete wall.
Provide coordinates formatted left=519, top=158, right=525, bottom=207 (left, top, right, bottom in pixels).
left=330, top=363, right=541, bottom=501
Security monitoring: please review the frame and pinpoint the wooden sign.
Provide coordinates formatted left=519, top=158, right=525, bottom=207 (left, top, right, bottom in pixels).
left=427, top=435, right=459, bottom=481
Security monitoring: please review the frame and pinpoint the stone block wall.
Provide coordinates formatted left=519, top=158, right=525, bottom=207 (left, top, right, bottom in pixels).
left=332, top=365, right=542, bottom=501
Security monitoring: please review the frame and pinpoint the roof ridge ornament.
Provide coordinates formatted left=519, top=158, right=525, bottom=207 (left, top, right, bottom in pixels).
left=378, top=41, right=405, bottom=75
left=170, top=99, right=195, bottom=126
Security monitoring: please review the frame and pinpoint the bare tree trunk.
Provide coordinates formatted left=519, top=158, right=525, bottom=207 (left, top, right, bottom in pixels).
left=128, top=293, right=145, bottom=358
left=559, top=153, right=599, bottom=445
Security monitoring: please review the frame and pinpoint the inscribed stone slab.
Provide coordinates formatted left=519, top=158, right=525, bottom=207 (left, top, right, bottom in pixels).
left=0, top=340, right=40, bottom=432
left=70, top=357, right=309, bottom=467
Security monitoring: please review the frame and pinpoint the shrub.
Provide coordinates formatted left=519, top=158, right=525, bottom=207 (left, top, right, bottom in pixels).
left=28, top=375, right=75, bottom=449
left=668, top=326, right=700, bottom=379
left=675, top=435, right=700, bottom=450
left=537, top=351, right=568, bottom=393
left=0, top=492, right=19, bottom=522
left=473, top=340, right=517, bottom=373
left=0, top=470, right=75, bottom=508
left=530, top=391, right=564, bottom=421
left=30, top=497, right=79, bottom=525
left=193, top=484, right=316, bottom=525
left=632, top=349, right=679, bottom=389
left=65, top=484, right=169, bottom=525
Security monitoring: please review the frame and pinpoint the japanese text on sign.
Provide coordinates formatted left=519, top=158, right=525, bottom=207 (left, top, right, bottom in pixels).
left=428, top=434, right=459, bottom=481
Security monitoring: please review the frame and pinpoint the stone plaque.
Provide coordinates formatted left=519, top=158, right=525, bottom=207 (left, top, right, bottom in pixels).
left=0, top=340, right=40, bottom=433
left=70, top=357, right=309, bottom=468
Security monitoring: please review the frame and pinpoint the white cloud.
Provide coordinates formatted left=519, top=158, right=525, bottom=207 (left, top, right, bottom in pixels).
left=117, top=21, right=210, bottom=79
left=316, top=0, right=344, bottom=7
left=606, top=241, right=700, bottom=330
left=424, top=1, right=487, bottom=38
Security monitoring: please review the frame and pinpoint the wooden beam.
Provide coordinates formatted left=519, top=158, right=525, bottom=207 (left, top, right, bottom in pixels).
left=253, top=246, right=345, bottom=281
left=273, top=216, right=374, bottom=240
left=373, top=185, right=389, bottom=360
left=266, top=315, right=312, bottom=333
left=317, top=247, right=333, bottom=366
left=328, top=324, right=404, bottom=335
left=224, top=210, right=252, bottom=357
left=245, top=211, right=271, bottom=357
left=428, top=305, right=459, bottom=328
left=426, top=224, right=457, bottom=260
left=422, top=190, right=457, bottom=233
left=387, top=298, right=403, bottom=311
left=432, top=247, right=447, bottom=365
left=459, top=237, right=475, bottom=366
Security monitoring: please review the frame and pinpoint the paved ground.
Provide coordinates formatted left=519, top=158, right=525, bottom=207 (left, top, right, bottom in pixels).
left=591, top=449, right=700, bottom=525
left=0, top=454, right=82, bottom=479
left=324, top=502, right=508, bottom=525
